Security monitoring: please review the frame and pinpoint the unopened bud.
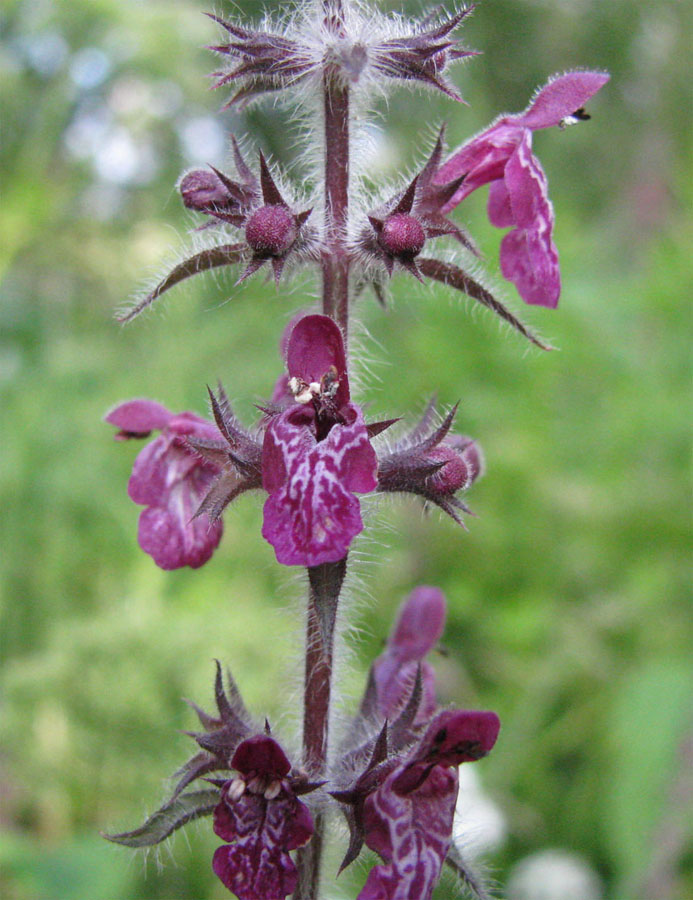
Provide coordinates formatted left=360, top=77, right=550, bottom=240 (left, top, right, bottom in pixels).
left=426, top=438, right=484, bottom=495
left=379, top=213, right=426, bottom=259
left=245, top=205, right=297, bottom=256
left=180, top=169, right=230, bottom=210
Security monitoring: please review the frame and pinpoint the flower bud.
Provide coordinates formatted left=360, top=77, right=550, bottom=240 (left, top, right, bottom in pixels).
left=180, top=169, right=231, bottom=211
left=378, top=213, right=426, bottom=259
left=426, top=437, right=484, bottom=495
left=245, top=204, right=298, bottom=257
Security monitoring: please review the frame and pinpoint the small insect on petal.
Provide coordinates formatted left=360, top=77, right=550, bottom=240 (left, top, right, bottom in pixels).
left=559, top=107, right=591, bottom=129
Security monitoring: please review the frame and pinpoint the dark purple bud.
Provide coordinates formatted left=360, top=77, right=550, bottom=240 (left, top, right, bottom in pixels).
left=245, top=204, right=298, bottom=256
left=180, top=169, right=231, bottom=211
left=378, top=213, right=426, bottom=259
left=425, top=436, right=484, bottom=495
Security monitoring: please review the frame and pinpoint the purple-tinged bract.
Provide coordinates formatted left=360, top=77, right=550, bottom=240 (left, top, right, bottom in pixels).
left=435, top=70, right=609, bottom=307
left=106, top=400, right=224, bottom=569
left=371, top=7, right=476, bottom=101
left=261, top=315, right=378, bottom=566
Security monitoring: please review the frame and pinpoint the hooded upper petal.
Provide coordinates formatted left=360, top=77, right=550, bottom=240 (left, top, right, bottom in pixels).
left=105, top=399, right=172, bottom=438
left=437, top=71, right=609, bottom=208
left=515, top=70, right=610, bottom=130
left=373, top=587, right=446, bottom=720
left=286, top=314, right=350, bottom=406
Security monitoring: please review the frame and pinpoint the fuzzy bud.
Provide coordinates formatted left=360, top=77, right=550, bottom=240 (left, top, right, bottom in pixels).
left=245, top=204, right=298, bottom=256
left=426, top=437, right=484, bottom=495
left=180, top=169, right=230, bottom=211
left=378, top=214, right=426, bottom=259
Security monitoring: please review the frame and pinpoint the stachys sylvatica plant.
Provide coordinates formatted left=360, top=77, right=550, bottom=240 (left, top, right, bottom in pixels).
left=104, top=1, right=608, bottom=896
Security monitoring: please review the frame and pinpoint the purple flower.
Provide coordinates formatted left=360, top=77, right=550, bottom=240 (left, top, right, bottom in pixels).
left=331, top=587, right=500, bottom=894
left=261, top=315, right=378, bottom=567
left=372, top=586, right=446, bottom=722
left=359, top=710, right=500, bottom=900
left=434, top=71, right=610, bottom=307
left=212, top=735, right=314, bottom=900
left=106, top=400, right=224, bottom=570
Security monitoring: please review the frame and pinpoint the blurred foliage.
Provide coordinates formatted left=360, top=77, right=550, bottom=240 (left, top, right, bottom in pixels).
left=1, top=0, right=691, bottom=898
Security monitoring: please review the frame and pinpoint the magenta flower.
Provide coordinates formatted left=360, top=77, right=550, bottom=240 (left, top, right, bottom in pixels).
left=106, top=400, right=224, bottom=570
left=372, top=586, right=446, bottom=722
left=261, top=315, right=378, bottom=566
left=435, top=71, right=610, bottom=307
left=359, top=710, right=500, bottom=900
left=212, top=735, right=314, bottom=900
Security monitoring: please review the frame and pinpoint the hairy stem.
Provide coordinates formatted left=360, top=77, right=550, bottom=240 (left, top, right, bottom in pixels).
left=293, top=557, right=347, bottom=899
left=293, top=8, right=352, bottom=896
left=321, top=50, right=350, bottom=336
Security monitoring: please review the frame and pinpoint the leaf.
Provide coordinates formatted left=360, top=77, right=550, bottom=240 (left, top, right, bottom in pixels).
left=102, top=788, right=220, bottom=848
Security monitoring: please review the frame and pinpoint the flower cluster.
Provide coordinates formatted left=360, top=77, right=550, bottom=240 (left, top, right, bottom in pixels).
left=106, top=589, right=499, bottom=900
left=109, top=314, right=483, bottom=570
left=115, top=2, right=608, bottom=343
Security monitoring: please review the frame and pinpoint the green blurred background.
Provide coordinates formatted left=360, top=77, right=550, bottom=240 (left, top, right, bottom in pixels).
left=1, top=0, right=691, bottom=898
